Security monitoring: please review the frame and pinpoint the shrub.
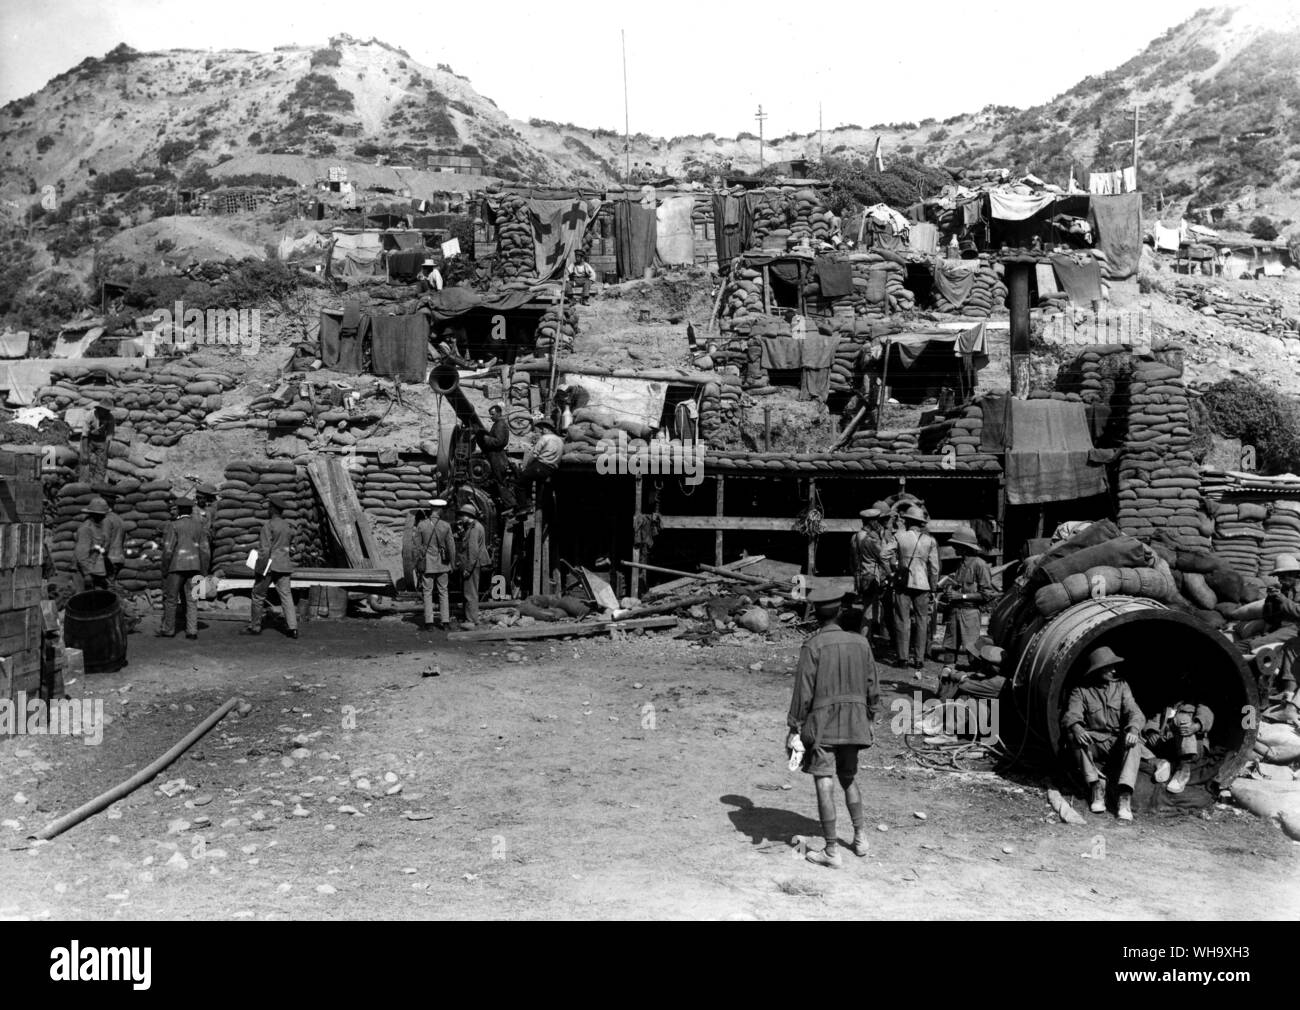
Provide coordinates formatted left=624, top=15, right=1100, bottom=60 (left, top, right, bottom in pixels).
left=1249, top=215, right=1279, bottom=241
left=91, top=167, right=142, bottom=195
left=311, top=48, right=342, bottom=68
left=36, top=135, right=55, bottom=154
left=158, top=138, right=195, bottom=165
left=1202, top=376, right=1300, bottom=475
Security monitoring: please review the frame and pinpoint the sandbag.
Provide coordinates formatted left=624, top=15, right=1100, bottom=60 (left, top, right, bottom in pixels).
left=1256, top=722, right=1300, bottom=764
left=1229, top=778, right=1300, bottom=832
left=1041, top=536, right=1147, bottom=585
left=1182, top=572, right=1217, bottom=610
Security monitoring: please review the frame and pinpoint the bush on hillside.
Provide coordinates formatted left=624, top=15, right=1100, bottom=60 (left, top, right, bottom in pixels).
left=1201, top=376, right=1300, bottom=475
left=311, top=48, right=342, bottom=68
left=1249, top=215, right=1279, bottom=241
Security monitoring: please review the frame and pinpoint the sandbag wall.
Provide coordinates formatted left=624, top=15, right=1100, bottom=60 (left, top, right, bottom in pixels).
left=211, top=461, right=328, bottom=573
left=1209, top=498, right=1300, bottom=579
left=746, top=186, right=833, bottom=250
left=349, top=457, right=441, bottom=536
left=565, top=375, right=744, bottom=453
left=930, top=257, right=1008, bottom=317
left=698, top=377, right=742, bottom=444
left=35, top=363, right=237, bottom=447
left=1172, top=282, right=1293, bottom=335
left=488, top=195, right=536, bottom=280
left=51, top=473, right=173, bottom=594
left=1115, top=358, right=1212, bottom=553
left=210, top=379, right=385, bottom=447
left=535, top=302, right=579, bottom=357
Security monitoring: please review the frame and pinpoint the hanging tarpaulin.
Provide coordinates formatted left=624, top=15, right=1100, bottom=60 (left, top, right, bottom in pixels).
left=528, top=198, right=601, bottom=280
left=563, top=374, right=667, bottom=434
left=655, top=196, right=696, bottom=265
left=988, top=187, right=1055, bottom=221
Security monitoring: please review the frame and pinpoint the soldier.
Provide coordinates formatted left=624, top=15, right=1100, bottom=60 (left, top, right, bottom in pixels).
left=415, top=498, right=456, bottom=631
left=244, top=494, right=298, bottom=639
left=512, top=416, right=564, bottom=513
left=73, top=497, right=111, bottom=595
left=475, top=403, right=517, bottom=512
left=1062, top=646, right=1145, bottom=821
left=194, top=482, right=219, bottom=561
left=159, top=498, right=207, bottom=640
left=787, top=586, right=881, bottom=869
left=942, top=527, right=995, bottom=670
left=91, top=483, right=128, bottom=596
left=455, top=502, right=490, bottom=630
left=850, top=508, right=889, bottom=642
left=882, top=503, right=940, bottom=671
left=1142, top=673, right=1215, bottom=795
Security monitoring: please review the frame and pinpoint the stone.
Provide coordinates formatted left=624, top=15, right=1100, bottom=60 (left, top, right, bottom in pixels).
left=316, top=884, right=337, bottom=895
left=166, top=852, right=189, bottom=870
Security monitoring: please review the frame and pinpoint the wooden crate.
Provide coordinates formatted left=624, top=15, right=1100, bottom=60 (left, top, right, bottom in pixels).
left=0, top=566, right=43, bottom=613
left=0, top=605, right=41, bottom=656
left=0, top=479, right=42, bottom=523
left=0, top=523, right=42, bottom=568
left=0, top=452, right=41, bottom=480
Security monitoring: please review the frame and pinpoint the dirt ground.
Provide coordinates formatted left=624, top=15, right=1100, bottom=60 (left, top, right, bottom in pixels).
left=1, top=610, right=1296, bottom=922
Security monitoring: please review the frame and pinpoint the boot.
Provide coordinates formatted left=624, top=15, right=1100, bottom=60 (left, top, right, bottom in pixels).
left=1117, top=791, right=1133, bottom=822
left=1167, top=763, right=1192, bottom=794
left=806, top=845, right=843, bottom=869
left=1154, top=759, right=1172, bottom=784
left=1090, top=780, right=1106, bottom=813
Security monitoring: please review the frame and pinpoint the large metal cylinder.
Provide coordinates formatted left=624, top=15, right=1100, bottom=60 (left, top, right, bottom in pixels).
left=997, top=596, right=1259, bottom=783
left=429, top=362, right=484, bottom=432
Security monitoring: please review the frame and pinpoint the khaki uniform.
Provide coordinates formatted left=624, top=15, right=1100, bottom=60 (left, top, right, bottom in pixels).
left=250, top=516, right=297, bottom=633
left=788, top=625, right=881, bottom=778
left=883, top=527, right=940, bottom=665
left=162, top=514, right=208, bottom=636
left=415, top=517, right=456, bottom=626
left=457, top=519, right=489, bottom=624
left=943, top=555, right=995, bottom=664
left=1062, top=680, right=1146, bottom=788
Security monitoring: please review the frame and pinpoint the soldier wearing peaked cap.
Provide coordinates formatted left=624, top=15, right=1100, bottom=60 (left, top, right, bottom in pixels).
left=787, top=584, right=881, bottom=869
left=244, top=494, right=298, bottom=639
left=415, top=499, right=456, bottom=630
left=159, top=497, right=208, bottom=639
left=882, top=502, right=939, bottom=672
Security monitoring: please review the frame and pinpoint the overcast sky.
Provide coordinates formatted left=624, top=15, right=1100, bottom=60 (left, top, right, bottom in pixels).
left=0, top=0, right=1250, bottom=137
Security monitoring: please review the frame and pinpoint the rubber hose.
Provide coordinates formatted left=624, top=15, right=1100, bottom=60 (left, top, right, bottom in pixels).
left=32, top=696, right=245, bottom=842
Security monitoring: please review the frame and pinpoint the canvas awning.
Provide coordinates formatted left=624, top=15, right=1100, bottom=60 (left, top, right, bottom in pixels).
left=998, top=397, right=1109, bottom=505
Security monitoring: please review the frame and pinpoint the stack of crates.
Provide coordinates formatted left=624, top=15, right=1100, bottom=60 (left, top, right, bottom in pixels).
left=0, top=449, right=45, bottom=703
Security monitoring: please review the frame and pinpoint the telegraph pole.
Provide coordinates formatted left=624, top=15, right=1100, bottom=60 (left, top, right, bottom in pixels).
left=1132, top=103, right=1141, bottom=185
left=755, top=105, right=767, bottom=171
left=622, top=30, right=631, bottom=184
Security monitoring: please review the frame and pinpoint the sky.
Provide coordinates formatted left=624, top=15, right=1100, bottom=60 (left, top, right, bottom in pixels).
left=0, top=0, right=1267, bottom=138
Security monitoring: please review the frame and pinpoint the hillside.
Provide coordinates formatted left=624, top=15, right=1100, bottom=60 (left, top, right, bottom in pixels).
left=2, top=4, right=1300, bottom=229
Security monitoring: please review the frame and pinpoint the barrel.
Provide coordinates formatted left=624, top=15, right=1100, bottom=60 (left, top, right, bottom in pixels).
left=997, top=596, right=1259, bottom=784
left=63, top=590, right=128, bottom=673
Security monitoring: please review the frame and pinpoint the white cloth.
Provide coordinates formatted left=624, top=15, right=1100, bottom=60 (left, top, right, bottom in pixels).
left=863, top=203, right=909, bottom=235
left=655, top=196, right=696, bottom=265
left=1122, top=166, right=1137, bottom=193
left=989, top=188, right=1055, bottom=221
left=1153, top=222, right=1181, bottom=252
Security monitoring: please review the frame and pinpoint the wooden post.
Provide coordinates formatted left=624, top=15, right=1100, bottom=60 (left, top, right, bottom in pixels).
left=761, top=264, right=770, bottom=315
left=715, top=476, right=724, bottom=567
left=763, top=406, right=771, bottom=451
left=805, top=478, right=817, bottom=577
left=630, top=475, right=643, bottom=603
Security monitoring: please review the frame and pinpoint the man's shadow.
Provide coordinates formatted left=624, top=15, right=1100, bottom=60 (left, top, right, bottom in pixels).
left=721, top=794, right=822, bottom=846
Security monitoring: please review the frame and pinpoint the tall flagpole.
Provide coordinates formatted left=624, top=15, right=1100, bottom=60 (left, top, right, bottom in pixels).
left=622, top=30, right=630, bottom=184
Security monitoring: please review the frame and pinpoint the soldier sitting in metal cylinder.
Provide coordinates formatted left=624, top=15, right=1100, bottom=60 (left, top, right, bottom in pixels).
left=1140, top=672, right=1214, bottom=796
left=1061, top=646, right=1145, bottom=822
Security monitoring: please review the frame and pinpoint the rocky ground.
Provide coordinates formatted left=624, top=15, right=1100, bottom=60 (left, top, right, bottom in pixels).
left=0, top=611, right=1295, bottom=921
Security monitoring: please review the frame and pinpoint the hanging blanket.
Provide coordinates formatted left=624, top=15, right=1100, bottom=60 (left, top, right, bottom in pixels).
left=528, top=198, right=599, bottom=280
left=1089, top=193, right=1142, bottom=281
left=655, top=196, right=696, bottom=265
left=319, top=304, right=367, bottom=373
left=814, top=258, right=853, bottom=298
left=369, top=313, right=429, bottom=383
left=616, top=199, right=658, bottom=279
left=1050, top=254, right=1104, bottom=304
left=1004, top=398, right=1107, bottom=505
left=933, top=261, right=978, bottom=306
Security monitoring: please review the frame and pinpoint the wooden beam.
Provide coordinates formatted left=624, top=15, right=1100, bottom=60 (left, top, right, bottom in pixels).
left=631, top=475, right=643, bottom=603
left=656, top=516, right=974, bottom=533
left=715, top=476, right=724, bottom=567
left=644, top=554, right=765, bottom=600
left=447, top=615, right=677, bottom=642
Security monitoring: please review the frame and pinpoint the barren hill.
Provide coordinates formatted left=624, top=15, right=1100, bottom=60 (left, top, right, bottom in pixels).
left=2, top=4, right=1300, bottom=228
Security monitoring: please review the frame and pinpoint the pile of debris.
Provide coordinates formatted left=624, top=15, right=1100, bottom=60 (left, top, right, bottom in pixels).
left=1172, top=281, right=1295, bottom=335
